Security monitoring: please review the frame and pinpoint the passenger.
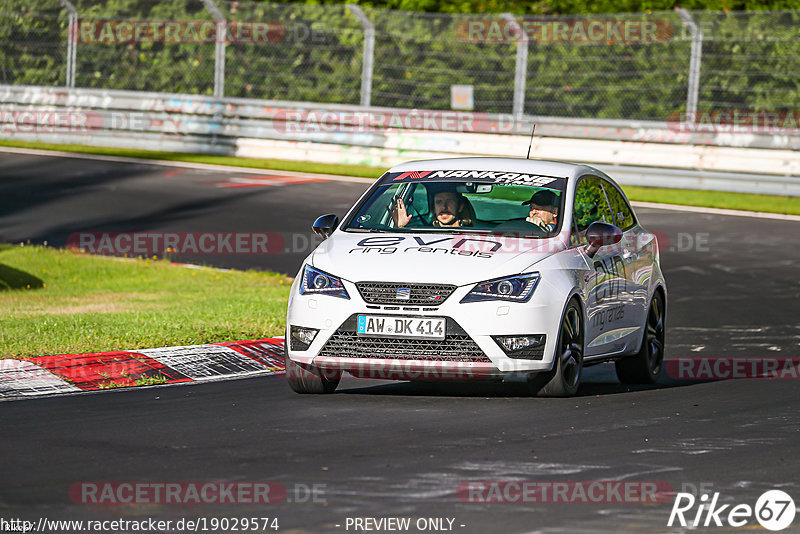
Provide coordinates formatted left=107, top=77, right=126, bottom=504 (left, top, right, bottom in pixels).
left=391, top=188, right=473, bottom=228
left=522, top=189, right=559, bottom=232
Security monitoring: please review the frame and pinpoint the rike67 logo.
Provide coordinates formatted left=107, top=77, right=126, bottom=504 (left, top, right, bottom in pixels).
left=668, top=490, right=795, bottom=531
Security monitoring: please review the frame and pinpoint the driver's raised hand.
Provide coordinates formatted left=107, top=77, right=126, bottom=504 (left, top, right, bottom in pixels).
left=389, top=197, right=412, bottom=228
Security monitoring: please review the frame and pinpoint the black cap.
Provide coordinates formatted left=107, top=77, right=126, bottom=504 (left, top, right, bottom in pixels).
left=522, top=189, right=558, bottom=207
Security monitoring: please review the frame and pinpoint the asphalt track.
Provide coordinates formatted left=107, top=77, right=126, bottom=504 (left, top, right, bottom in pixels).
left=1, top=151, right=799, bottom=533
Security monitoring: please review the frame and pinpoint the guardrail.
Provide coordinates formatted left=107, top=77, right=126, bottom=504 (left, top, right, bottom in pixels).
left=1, top=85, right=799, bottom=196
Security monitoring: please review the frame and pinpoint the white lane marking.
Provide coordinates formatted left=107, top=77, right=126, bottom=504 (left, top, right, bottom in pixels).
left=631, top=201, right=800, bottom=221
left=0, top=359, right=80, bottom=397
left=138, top=344, right=272, bottom=381
left=3, top=146, right=796, bottom=218
left=0, top=146, right=376, bottom=184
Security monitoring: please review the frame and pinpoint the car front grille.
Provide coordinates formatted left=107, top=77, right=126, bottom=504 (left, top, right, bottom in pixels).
left=317, top=315, right=491, bottom=363
left=355, top=282, right=456, bottom=306
left=319, top=333, right=489, bottom=362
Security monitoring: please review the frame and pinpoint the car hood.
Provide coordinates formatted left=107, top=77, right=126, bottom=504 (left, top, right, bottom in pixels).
left=310, top=231, right=563, bottom=286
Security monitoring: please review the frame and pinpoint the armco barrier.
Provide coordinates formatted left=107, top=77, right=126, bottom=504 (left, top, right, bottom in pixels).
left=1, top=85, right=799, bottom=196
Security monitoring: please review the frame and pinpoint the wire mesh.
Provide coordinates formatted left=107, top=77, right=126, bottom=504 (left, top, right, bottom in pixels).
left=0, top=0, right=68, bottom=87
left=1, top=3, right=797, bottom=121
left=69, top=0, right=216, bottom=94
left=516, top=11, right=692, bottom=120
left=219, top=1, right=363, bottom=103
left=692, top=10, right=800, bottom=113
left=365, top=8, right=517, bottom=112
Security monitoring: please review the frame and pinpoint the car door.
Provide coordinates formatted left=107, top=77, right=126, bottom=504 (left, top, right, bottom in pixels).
left=601, top=180, right=653, bottom=339
left=571, top=176, right=627, bottom=357
left=599, top=179, right=650, bottom=344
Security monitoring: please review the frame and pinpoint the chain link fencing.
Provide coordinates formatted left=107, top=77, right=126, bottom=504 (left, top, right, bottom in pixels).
left=0, top=0, right=68, bottom=87
left=0, top=2, right=798, bottom=122
left=220, top=2, right=363, bottom=103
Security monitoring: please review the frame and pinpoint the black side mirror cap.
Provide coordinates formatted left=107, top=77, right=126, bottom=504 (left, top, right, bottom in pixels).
left=585, top=221, right=622, bottom=258
left=312, top=214, right=339, bottom=239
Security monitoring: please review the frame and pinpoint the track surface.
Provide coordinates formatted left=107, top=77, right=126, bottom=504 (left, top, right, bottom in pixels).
left=1, top=152, right=799, bottom=533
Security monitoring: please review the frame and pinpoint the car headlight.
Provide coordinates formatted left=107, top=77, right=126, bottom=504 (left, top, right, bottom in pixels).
left=460, top=273, right=540, bottom=303
left=299, top=265, right=350, bottom=299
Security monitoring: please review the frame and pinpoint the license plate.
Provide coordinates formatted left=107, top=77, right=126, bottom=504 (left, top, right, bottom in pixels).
left=357, top=315, right=445, bottom=340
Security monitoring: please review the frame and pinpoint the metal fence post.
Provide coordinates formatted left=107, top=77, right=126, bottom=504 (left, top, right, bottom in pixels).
left=201, top=0, right=226, bottom=98
left=347, top=5, right=374, bottom=107
left=502, top=13, right=528, bottom=120
left=58, top=0, right=78, bottom=88
left=677, top=8, right=703, bottom=116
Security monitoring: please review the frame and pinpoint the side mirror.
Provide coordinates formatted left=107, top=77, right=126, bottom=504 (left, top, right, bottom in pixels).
left=312, top=214, right=339, bottom=239
left=585, top=221, right=622, bottom=258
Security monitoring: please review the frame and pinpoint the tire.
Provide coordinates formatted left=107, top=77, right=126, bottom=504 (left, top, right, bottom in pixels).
left=528, top=299, right=584, bottom=397
left=284, top=352, right=340, bottom=394
left=615, top=291, right=665, bottom=385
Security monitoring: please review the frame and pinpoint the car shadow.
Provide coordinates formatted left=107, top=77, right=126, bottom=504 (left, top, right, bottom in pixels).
left=335, top=363, right=706, bottom=398
left=0, top=262, right=44, bottom=291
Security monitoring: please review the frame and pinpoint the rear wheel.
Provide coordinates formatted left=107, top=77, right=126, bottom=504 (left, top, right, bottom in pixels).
left=615, top=291, right=665, bottom=384
left=285, top=352, right=340, bottom=394
left=528, top=299, right=584, bottom=397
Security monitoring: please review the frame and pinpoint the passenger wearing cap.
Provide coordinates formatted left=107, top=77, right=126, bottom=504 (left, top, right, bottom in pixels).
left=391, top=187, right=473, bottom=228
left=523, top=189, right=559, bottom=232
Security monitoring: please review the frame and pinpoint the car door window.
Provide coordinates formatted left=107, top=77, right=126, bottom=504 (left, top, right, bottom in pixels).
left=601, top=181, right=636, bottom=230
left=571, top=176, right=613, bottom=245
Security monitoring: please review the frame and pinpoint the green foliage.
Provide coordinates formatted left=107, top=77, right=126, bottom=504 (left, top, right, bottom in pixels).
left=330, top=0, right=800, bottom=14
left=0, top=0, right=66, bottom=86
left=221, top=2, right=363, bottom=101
left=274, top=0, right=800, bottom=15
left=1, top=1, right=797, bottom=119
left=73, top=0, right=217, bottom=93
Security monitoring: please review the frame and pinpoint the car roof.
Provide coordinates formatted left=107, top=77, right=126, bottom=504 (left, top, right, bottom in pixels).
left=387, top=157, right=600, bottom=181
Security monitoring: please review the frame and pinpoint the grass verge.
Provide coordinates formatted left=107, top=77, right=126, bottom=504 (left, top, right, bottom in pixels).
left=0, top=139, right=382, bottom=179
left=1, top=139, right=797, bottom=215
left=622, top=185, right=799, bottom=216
left=0, top=244, right=290, bottom=358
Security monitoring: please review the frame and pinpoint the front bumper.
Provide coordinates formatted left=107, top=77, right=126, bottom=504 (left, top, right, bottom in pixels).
left=286, top=277, right=564, bottom=379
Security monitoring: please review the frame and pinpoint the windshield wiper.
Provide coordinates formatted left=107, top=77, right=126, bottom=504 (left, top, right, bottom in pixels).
left=441, top=228, right=493, bottom=234
left=344, top=228, right=390, bottom=233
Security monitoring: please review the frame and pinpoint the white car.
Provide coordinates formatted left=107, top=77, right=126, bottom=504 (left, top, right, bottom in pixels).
left=285, top=157, right=666, bottom=396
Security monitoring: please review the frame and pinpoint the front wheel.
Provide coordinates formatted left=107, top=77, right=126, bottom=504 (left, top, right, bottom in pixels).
left=528, top=299, right=584, bottom=397
left=615, top=291, right=665, bottom=385
left=285, top=354, right=340, bottom=394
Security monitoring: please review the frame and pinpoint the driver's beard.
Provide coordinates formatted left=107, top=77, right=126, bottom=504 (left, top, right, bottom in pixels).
left=433, top=211, right=458, bottom=227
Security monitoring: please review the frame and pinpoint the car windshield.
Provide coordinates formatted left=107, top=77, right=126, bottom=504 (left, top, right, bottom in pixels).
left=342, top=169, right=568, bottom=238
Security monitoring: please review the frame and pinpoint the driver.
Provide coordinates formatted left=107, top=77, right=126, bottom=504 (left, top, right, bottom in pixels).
left=522, top=189, right=559, bottom=232
left=391, top=187, right=473, bottom=228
